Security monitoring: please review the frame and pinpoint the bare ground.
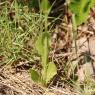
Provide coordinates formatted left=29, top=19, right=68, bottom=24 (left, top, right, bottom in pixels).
left=0, top=65, right=78, bottom=95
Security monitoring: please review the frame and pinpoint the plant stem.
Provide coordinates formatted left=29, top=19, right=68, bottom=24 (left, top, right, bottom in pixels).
left=72, top=14, right=77, bottom=54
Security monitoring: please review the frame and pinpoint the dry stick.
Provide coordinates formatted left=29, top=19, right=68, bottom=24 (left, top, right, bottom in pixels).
left=88, top=38, right=95, bottom=78
left=54, top=52, right=74, bottom=57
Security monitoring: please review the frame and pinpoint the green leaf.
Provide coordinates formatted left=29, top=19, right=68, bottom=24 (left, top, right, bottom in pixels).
left=29, top=68, right=40, bottom=82
left=35, top=32, right=50, bottom=55
left=35, top=33, right=44, bottom=55
left=69, top=0, right=95, bottom=26
left=40, top=0, right=51, bottom=14
left=45, top=62, right=57, bottom=84
left=35, top=32, right=50, bottom=63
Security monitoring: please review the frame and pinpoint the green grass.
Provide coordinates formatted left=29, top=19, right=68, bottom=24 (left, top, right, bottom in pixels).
left=0, top=0, right=95, bottom=95
left=0, top=1, right=52, bottom=65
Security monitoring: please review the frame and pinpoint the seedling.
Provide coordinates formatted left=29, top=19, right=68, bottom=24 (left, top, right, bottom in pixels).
left=29, top=0, right=57, bottom=86
left=68, top=0, right=95, bottom=53
left=30, top=32, right=57, bottom=86
left=69, top=0, right=95, bottom=26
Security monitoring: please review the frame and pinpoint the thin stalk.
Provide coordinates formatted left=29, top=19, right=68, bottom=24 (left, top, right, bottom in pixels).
left=42, top=35, right=49, bottom=85
left=72, top=14, right=77, bottom=54
left=42, top=13, right=49, bottom=85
